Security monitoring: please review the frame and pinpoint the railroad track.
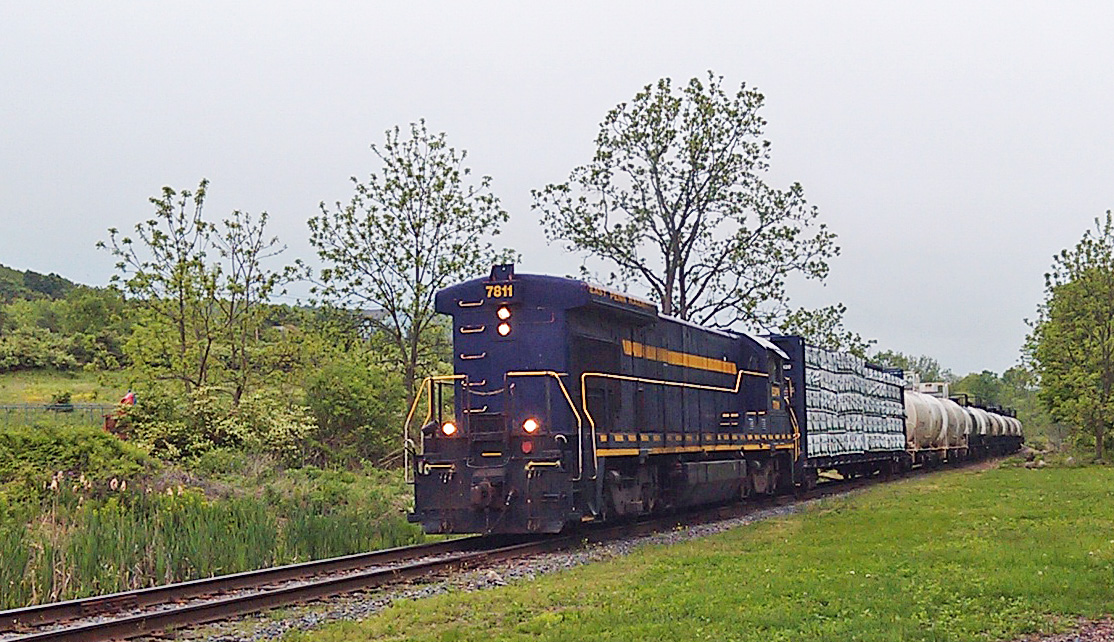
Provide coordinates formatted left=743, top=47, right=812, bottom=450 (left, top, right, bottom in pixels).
left=0, top=461, right=983, bottom=642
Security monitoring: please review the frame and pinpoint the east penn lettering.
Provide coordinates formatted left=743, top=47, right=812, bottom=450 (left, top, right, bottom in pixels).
left=585, top=285, right=655, bottom=311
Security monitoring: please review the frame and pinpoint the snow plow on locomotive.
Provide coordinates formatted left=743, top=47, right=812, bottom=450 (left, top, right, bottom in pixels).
left=406, top=265, right=1023, bottom=535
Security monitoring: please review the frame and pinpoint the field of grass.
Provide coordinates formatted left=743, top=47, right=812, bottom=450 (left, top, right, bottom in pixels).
left=0, top=370, right=129, bottom=404
left=289, top=463, right=1114, bottom=642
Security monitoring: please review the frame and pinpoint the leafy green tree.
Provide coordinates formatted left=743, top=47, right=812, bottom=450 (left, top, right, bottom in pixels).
left=0, top=288, right=130, bottom=371
left=101, top=181, right=221, bottom=391
left=214, top=210, right=300, bottom=404
left=1026, top=212, right=1114, bottom=460
left=952, top=370, right=1006, bottom=406
left=303, top=359, right=407, bottom=465
left=870, top=350, right=953, bottom=382
left=778, top=303, right=874, bottom=358
left=533, top=72, right=838, bottom=328
left=308, top=120, right=511, bottom=403
left=22, top=271, right=73, bottom=299
left=101, top=181, right=297, bottom=401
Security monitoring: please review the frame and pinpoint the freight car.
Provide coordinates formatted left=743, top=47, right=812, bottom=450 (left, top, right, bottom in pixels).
left=406, top=265, right=1022, bottom=535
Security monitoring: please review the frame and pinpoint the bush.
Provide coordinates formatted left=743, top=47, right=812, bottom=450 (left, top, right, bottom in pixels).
left=304, top=360, right=407, bottom=465
left=120, top=385, right=314, bottom=464
left=0, top=421, right=151, bottom=511
left=231, top=390, right=314, bottom=465
left=0, top=326, right=78, bottom=372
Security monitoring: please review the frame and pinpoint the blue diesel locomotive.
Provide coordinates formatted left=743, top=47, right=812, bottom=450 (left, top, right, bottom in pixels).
left=406, top=265, right=1021, bottom=535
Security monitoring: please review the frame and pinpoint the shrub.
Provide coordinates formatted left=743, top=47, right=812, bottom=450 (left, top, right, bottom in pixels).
left=120, top=385, right=313, bottom=464
left=0, top=326, right=78, bottom=372
left=231, top=390, right=314, bottom=465
left=304, top=360, right=406, bottom=465
left=0, top=421, right=151, bottom=510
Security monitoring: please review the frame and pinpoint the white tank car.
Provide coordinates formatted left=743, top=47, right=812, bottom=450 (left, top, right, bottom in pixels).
left=986, top=412, right=1004, bottom=437
left=939, top=396, right=970, bottom=447
left=966, top=406, right=991, bottom=435
left=904, top=391, right=947, bottom=449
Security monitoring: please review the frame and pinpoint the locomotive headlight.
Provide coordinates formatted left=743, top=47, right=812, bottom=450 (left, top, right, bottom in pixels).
left=441, top=421, right=457, bottom=437
left=496, top=306, right=512, bottom=320
left=523, top=418, right=540, bottom=433
left=497, top=322, right=512, bottom=336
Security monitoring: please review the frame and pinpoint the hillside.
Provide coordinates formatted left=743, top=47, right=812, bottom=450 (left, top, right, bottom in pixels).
left=0, top=263, right=78, bottom=302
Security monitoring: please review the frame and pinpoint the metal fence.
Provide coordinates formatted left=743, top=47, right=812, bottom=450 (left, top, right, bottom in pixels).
left=0, top=403, right=118, bottom=428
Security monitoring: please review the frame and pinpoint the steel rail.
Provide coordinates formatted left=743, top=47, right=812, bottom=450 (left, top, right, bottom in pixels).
left=4, top=538, right=569, bottom=642
left=0, top=536, right=485, bottom=634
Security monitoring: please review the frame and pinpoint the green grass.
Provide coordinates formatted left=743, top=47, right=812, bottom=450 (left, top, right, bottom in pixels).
left=288, top=464, right=1114, bottom=642
left=0, top=369, right=128, bottom=404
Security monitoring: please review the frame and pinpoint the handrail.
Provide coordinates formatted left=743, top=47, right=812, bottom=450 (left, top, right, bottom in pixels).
left=504, top=371, right=587, bottom=481
left=403, top=374, right=466, bottom=483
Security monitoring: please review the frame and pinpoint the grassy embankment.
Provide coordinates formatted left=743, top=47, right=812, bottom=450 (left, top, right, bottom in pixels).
left=290, top=463, right=1114, bottom=642
left=0, top=419, right=425, bottom=610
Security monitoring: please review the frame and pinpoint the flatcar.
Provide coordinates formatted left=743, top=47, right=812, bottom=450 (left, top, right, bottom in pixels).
left=406, top=265, right=1022, bottom=535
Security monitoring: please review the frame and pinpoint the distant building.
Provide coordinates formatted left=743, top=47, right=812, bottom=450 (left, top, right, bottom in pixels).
left=358, top=308, right=389, bottom=341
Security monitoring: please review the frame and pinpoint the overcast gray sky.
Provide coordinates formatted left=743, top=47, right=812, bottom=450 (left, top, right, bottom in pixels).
left=2, top=2, right=1112, bottom=376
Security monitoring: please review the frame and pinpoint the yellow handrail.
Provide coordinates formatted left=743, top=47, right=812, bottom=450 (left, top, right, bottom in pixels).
left=504, top=371, right=588, bottom=480
left=403, top=374, right=466, bottom=483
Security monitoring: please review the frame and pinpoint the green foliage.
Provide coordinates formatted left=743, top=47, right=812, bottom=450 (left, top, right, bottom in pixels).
left=779, top=303, right=874, bottom=358
left=870, top=350, right=954, bottom=382
left=268, top=466, right=421, bottom=561
left=0, top=263, right=77, bottom=303
left=100, top=180, right=299, bottom=399
left=232, top=390, right=315, bottom=464
left=0, top=465, right=423, bottom=609
left=64, top=490, right=279, bottom=593
left=101, top=180, right=220, bottom=390
left=304, top=359, right=407, bottom=465
left=0, top=326, right=78, bottom=371
left=309, top=120, right=513, bottom=401
left=293, top=466, right=1114, bottom=642
left=120, top=385, right=314, bottom=464
left=533, top=71, right=838, bottom=329
left=0, top=287, right=131, bottom=372
left=0, top=422, right=150, bottom=512
left=1026, top=211, right=1114, bottom=460
left=952, top=370, right=1005, bottom=406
